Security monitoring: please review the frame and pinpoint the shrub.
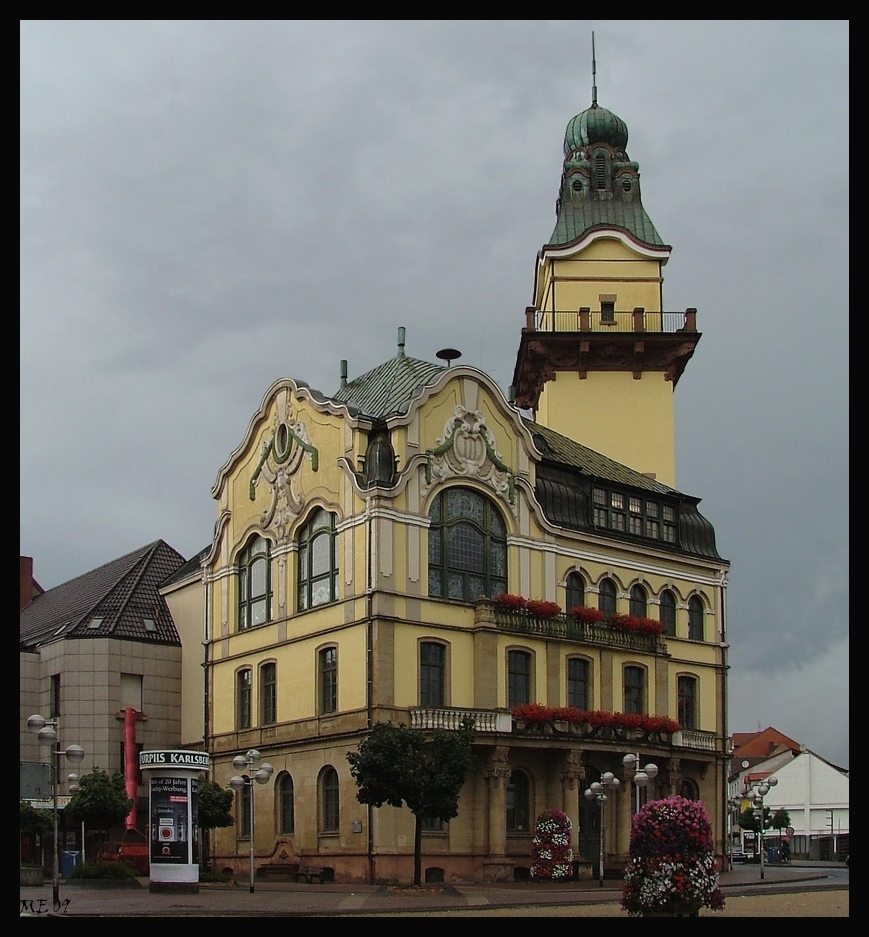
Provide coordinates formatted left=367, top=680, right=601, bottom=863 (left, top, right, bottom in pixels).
left=68, top=860, right=139, bottom=881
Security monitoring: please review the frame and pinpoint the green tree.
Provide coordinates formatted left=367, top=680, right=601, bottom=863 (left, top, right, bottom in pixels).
left=347, top=718, right=475, bottom=886
left=20, top=801, right=53, bottom=864
left=771, top=808, right=791, bottom=832
left=65, top=769, right=133, bottom=858
left=196, top=779, right=234, bottom=869
left=737, top=805, right=771, bottom=832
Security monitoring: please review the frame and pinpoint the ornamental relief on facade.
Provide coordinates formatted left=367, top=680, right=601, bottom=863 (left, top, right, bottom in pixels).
left=422, top=406, right=516, bottom=511
left=248, top=395, right=319, bottom=545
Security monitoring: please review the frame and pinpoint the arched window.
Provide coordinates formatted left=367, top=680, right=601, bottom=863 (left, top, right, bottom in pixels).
left=565, top=572, right=585, bottom=612
left=506, top=770, right=531, bottom=833
left=428, top=488, right=507, bottom=602
left=629, top=584, right=648, bottom=618
left=236, top=668, right=252, bottom=729
left=678, top=675, right=698, bottom=729
left=624, top=665, right=645, bottom=714
left=298, top=508, right=338, bottom=611
left=320, top=767, right=339, bottom=834
left=598, top=578, right=617, bottom=618
left=660, top=590, right=677, bottom=636
left=278, top=773, right=294, bottom=834
left=507, top=649, right=532, bottom=707
left=567, top=657, right=590, bottom=709
left=420, top=641, right=446, bottom=707
left=237, top=535, right=271, bottom=630
left=260, top=662, right=276, bottom=726
left=319, top=646, right=338, bottom=715
left=688, top=596, right=705, bottom=641
left=680, top=778, right=700, bottom=801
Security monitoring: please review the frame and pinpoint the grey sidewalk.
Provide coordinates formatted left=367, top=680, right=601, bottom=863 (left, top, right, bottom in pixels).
left=20, top=861, right=846, bottom=917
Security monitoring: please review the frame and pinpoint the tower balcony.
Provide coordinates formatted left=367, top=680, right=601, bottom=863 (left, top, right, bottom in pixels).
left=525, top=306, right=697, bottom=335
left=513, top=306, right=701, bottom=409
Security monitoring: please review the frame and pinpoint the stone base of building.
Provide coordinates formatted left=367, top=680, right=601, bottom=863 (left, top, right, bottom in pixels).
left=149, top=881, right=199, bottom=894
left=481, top=858, right=514, bottom=882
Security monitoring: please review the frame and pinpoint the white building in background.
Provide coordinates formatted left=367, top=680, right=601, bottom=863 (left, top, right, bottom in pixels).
left=731, top=749, right=848, bottom=860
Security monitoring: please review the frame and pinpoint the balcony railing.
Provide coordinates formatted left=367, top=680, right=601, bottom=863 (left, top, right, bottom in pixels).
left=493, top=608, right=663, bottom=654
left=672, top=729, right=720, bottom=752
left=526, top=307, right=697, bottom=335
left=410, top=708, right=511, bottom=734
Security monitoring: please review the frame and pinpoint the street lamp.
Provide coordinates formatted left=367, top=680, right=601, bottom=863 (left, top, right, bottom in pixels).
left=584, top=771, right=620, bottom=887
left=751, top=776, right=778, bottom=880
left=27, top=714, right=85, bottom=906
left=622, top=753, right=659, bottom=814
left=229, top=749, right=274, bottom=893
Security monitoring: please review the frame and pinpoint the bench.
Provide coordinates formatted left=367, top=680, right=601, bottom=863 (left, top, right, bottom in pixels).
left=294, top=865, right=326, bottom=883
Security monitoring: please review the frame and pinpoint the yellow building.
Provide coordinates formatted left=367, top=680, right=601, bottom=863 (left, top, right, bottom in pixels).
left=198, top=94, right=729, bottom=884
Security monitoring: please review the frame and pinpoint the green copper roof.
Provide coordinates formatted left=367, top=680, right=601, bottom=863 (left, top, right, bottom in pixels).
left=332, top=352, right=446, bottom=419
left=547, top=198, right=665, bottom=248
left=564, top=104, right=628, bottom=154
left=525, top=420, right=678, bottom=495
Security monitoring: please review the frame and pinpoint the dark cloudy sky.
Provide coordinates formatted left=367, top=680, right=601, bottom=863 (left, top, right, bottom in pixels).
left=20, top=21, right=848, bottom=769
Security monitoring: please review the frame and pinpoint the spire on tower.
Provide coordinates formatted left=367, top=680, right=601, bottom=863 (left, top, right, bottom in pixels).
left=591, top=32, right=598, bottom=108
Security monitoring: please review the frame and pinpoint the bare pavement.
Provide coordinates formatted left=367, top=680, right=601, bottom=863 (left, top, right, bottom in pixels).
left=20, top=861, right=848, bottom=918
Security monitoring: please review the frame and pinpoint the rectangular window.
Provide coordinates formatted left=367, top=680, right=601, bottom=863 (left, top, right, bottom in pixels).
left=567, top=658, right=589, bottom=709
left=320, top=647, right=338, bottom=714
left=420, top=642, right=446, bottom=707
left=236, top=669, right=252, bottom=729
left=624, top=666, right=645, bottom=714
left=600, top=301, right=615, bottom=322
left=260, top=663, right=277, bottom=725
left=50, top=674, right=61, bottom=718
left=508, top=650, right=531, bottom=707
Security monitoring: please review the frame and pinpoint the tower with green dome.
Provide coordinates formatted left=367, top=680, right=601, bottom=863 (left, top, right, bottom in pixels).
left=513, top=74, right=700, bottom=489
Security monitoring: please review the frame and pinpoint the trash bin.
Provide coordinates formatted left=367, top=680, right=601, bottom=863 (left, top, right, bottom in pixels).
left=766, top=847, right=779, bottom=864
left=60, top=850, right=81, bottom=877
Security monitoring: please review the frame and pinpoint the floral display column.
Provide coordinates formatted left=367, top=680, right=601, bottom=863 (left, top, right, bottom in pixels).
left=531, top=809, right=573, bottom=880
left=621, top=795, right=726, bottom=916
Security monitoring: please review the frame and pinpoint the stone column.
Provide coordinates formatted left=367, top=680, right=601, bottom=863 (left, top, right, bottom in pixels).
left=482, top=746, right=512, bottom=882
left=561, top=748, right=585, bottom=857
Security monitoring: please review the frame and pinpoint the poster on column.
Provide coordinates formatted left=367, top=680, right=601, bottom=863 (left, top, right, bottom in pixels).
left=150, top=776, right=191, bottom=864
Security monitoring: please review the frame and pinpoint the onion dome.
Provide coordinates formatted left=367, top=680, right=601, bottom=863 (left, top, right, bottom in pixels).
left=563, top=104, right=628, bottom=155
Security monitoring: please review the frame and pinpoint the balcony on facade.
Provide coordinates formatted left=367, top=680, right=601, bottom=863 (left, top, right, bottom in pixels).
left=525, top=306, right=698, bottom=335
left=480, top=601, right=666, bottom=655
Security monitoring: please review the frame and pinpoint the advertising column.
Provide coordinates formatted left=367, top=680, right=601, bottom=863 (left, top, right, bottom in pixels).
left=140, top=750, right=210, bottom=894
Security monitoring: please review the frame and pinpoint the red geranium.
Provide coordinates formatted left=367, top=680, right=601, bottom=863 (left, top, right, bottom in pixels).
left=525, top=599, right=562, bottom=619
left=570, top=605, right=605, bottom=625
left=493, top=593, right=527, bottom=610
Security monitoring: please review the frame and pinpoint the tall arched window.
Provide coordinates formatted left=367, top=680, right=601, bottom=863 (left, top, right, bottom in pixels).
left=507, top=649, right=532, bottom=707
left=260, top=662, right=276, bottom=726
left=624, top=665, right=645, bottom=714
left=238, top=535, right=271, bottom=630
left=567, top=657, right=590, bottom=709
left=319, top=646, right=338, bottom=715
left=298, top=509, right=338, bottom=611
left=278, top=773, right=295, bottom=834
left=320, top=767, right=339, bottom=834
left=420, top=641, right=446, bottom=707
left=629, top=584, right=648, bottom=618
left=236, top=668, right=252, bottom=730
left=660, top=590, right=677, bottom=636
left=428, top=488, right=507, bottom=602
left=506, top=770, right=531, bottom=833
left=688, top=596, right=705, bottom=641
left=598, top=578, right=617, bottom=618
left=565, top=572, right=585, bottom=612
left=678, top=675, right=698, bottom=729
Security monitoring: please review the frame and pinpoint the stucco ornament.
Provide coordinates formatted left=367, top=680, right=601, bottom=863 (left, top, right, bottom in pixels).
left=424, top=406, right=515, bottom=506
left=249, top=396, right=318, bottom=544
